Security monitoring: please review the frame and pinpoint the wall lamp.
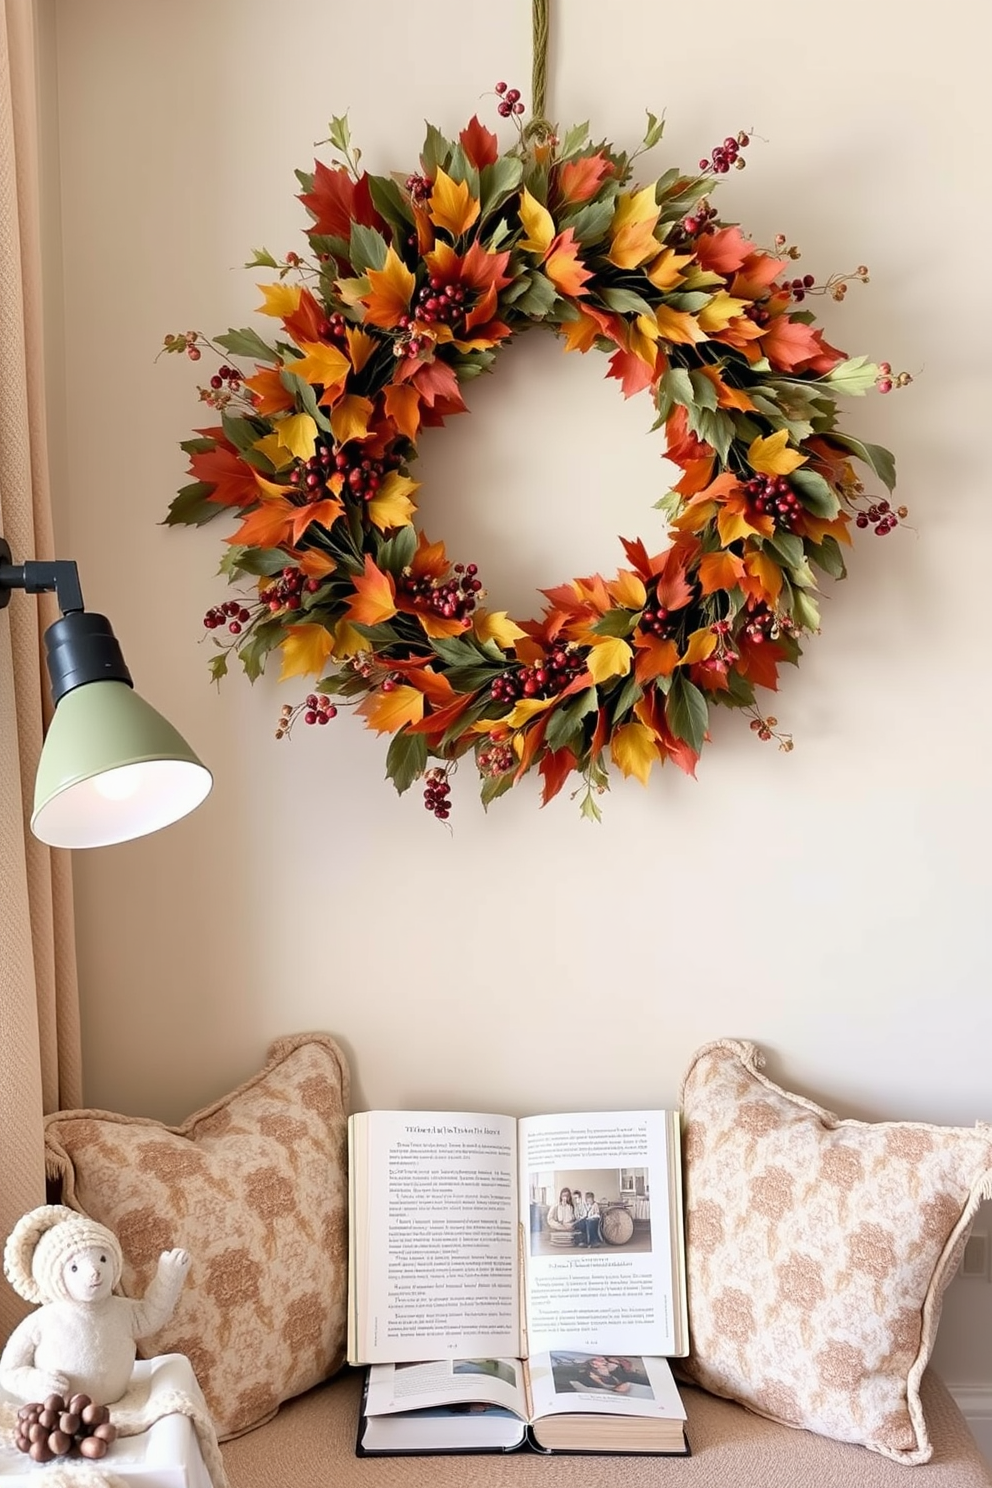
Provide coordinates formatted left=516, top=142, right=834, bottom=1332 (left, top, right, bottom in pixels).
left=0, top=538, right=212, bottom=848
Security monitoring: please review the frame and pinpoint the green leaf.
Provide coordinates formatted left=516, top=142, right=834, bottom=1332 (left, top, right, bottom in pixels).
left=219, top=545, right=286, bottom=578
left=562, top=196, right=615, bottom=245
left=687, top=405, right=734, bottom=463
left=600, top=286, right=657, bottom=318
left=480, top=155, right=523, bottom=217
left=544, top=687, right=598, bottom=753
left=661, top=366, right=694, bottom=409
left=592, top=608, right=638, bottom=638
left=220, top=412, right=264, bottom=454
left=164, top=482, right=219, bottom=527
left=421, top=122, right=454, bottom=177
left=829, top=433, right=897, bottom=493
left=208, top=652, right=229, bottom=686
left=237, top=621, right=282, bottom=684
left=385, top=728, right=428, bottom=795
left=559, top=121, right=591, bottom=160
left=824, top=355, right=879, bottom=396
left=281, top=370, right=333, bottom=433
left=790, top=468, right=840, bottom=518
left=430, top=635, right=490, bottom=668
left=688, top=368, right=719, bottom=412
left=791, top=588, right=821, bottom=632
left=765, top=530, right=805, bottom=569
left=179, top=437, right=219, bottom=456
left=442, top=664, right=502, bottom=693
left=643, top=110, right=666, bottom=150
left=665, top=674, right=708, bottom=753
left=513, top=271, right=559, bottom=319
left=480, top=769, right=516, bottom=810
left=244, top=247, right=278, bottom=270
left=579, top=789, right=603, bottom=823
left=376, top=524, right=417, bottom=576
left=445, top=144, right=480, bottom=195
left=328, top=114, right=351, bottom=154
left=215, top=327, right=280, bottom=364
left=808, top=535, right=847, bottom=580
left=611, top=672, right=644, bottom=722
left=348, top=223, right=388, bottom=274
left=368, top=174, right=414, bottom=241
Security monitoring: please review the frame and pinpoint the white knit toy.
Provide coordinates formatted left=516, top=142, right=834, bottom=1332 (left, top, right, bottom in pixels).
left=0, top=1204, right=190, bottom=1405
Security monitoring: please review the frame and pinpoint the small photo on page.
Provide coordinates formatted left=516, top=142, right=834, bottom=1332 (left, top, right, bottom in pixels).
left=549, top=1352, right=655, bottom=1400
left=527, top=1169, right=653, bottom=1257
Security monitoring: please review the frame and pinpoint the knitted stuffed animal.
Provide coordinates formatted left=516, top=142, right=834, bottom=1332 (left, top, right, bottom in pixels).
left=0, top=1204, right=190, bottom=1405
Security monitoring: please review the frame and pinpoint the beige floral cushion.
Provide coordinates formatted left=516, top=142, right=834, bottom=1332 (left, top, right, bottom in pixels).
left=679, top=1039, right=992, bottom=1464
left=43, top=1032, right=350, bottom=1440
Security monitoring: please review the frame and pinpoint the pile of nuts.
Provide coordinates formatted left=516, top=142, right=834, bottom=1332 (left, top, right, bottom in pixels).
left=14, top=1391, right=118, bottom=1463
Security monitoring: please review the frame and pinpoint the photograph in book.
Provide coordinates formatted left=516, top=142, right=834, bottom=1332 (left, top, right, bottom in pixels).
left=346, top=1107, right=687, bottom=1367
left=358, top=1352, right=689, bottom=1456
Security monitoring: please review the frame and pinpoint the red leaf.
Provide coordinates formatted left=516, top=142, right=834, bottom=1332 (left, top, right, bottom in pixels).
left=557, top=153, right=612, bottom=205
left=736, top=636, right=785, bottom=691
left=283, top=288, right=328, bottom=347
left=607, top=348, right=656, bottom=398
left=693, top=225, right=755, bottom=277
left=298, top=164, right=384, bottom=242
left=188, top=442, right=258, bottom=508
left=459, top=115, right=499, bottom=169
left=540, top=746, right=578, bottom=805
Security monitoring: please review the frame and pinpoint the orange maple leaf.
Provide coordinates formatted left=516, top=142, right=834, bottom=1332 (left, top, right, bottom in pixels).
left=356, top=685, right=426, bottom=735
left=188, top=442, right=258, bottom=508
left=557, top=153, right=612, bottom=205
left=283, top=288, right=328, bottom=348
left=544, top=229, right=593, bottom=298
left=362, top=247, right=415, bottom=329
left=383, top=383, right=422, bottom=441
left=429, top=168, right=481, bottom=239
left=698, top=551, right=747, bottom=596
left=244, top=366, right=295, bottom=417
left=345, top=556, right=398, bottom=627
left=693, top=225, right=755, bottom=276
left=760, top=316, right=845, bottom=375
left=633, top=633, right=679, bottom=684
left=607, top=348, right=656, bottom=398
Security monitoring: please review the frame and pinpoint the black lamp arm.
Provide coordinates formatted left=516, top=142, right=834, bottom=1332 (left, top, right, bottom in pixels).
left=0, top=537, right=84, bottom=615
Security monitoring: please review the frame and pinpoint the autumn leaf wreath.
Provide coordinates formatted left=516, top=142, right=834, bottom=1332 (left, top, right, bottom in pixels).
left=165, top=94, right=906, bottom=821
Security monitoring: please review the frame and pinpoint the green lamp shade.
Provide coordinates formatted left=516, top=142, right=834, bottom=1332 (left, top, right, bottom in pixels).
left=31, top=679, right=213, bottom=848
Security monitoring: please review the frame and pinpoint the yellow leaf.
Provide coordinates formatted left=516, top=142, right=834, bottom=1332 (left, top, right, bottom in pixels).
left=363, top=247, right=416, bottom=327
left=587, top=636, right=632, bottom=684
left=330, top=394, right=374, bottom=444
left=698, top=551, right=746, bottom=596
left=517, top=188, right=555, bottom=256
left=255, top=282, right=302, bottom=318
left=744, top=549, right=783, bottom=604
left=654, top=304, right=706, bottom=345
left=473, top=610, right=527, bottom=650
left=335, top=275, right=371, bottom=308
left=366, top=471, right=420, bottom=532
left=608, top=217, right=662, bottom=271
left=503, top=696, right=555, bottom=730
left=278, top=623, right=334, bottom=681
left=645, top=247, right=694, bottom=291
left=287, top=340, right=351, bottom=395
left=428, top=168, right=480, bottom=238
left=717, top=505, right=762, bottom=545
left=357, top=684, right=425, bottom=735
left=681, top=628, right=717, bottom=666
left=697, top=290, right=750, bottom=333
left=251, top=432, right=294, bottom=472
left=606, top=571, right=647, bottom=610
left=331, top=618, right=368, bottom=657
left=345, top=325, right=377, bottom=373
left=747, top=428, right=808, bottom=476
left=610, top=720, right=658, bottom=786
left=275, top=412, right=318, bottom=462
left=609, top=185, right=660, bottom=238
left=629, top=317, right=660, bottom=367
left=346, top=556, right=398, bottom=627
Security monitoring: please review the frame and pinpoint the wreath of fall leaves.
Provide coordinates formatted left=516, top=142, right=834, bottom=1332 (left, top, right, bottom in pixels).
left=165, top=108, right=900, bottom=819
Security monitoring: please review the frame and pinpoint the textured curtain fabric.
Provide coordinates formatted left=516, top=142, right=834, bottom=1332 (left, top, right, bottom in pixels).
left=0, top=0, right=81, bottom=1343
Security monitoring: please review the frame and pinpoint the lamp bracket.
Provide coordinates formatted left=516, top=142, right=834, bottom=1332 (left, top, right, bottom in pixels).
left=0, top=537, right=84, bottom=614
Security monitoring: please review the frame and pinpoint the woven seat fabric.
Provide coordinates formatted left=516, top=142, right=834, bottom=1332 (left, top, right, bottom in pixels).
left=221, top=1367, right=992, bottom=1488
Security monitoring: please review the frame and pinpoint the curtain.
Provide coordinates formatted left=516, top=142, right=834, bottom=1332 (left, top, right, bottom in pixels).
left=0, top=0, right=80, bottom=1343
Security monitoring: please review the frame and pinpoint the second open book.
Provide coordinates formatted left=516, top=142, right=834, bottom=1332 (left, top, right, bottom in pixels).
left=347, top=1107, right=687, bottom=1366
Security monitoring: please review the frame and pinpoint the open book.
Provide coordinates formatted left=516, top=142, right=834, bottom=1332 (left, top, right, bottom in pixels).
left=358, top=1352, right=689, bottom=1456
left=347, top=1108, right=687, bottom=1373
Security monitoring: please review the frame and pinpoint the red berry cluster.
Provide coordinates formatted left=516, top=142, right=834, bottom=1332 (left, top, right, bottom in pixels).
left=204, top=598, right=251, bottom=634
left=495, top=81, right=525, bottom=117
left=15, top=1393, right=117, bottom=1464
left=303, top=691, right=337, bottom=724
left=398, top=561, right=482, bottom=624
left=699, top=131, right=749, bottom=174
left=260, top=566, right=313, bottom=613
left=875, top=359, right=913, bottom=394
left=411, top=277, right=468, bottom=327
left=744, top=474, right=804, bottom=531
left=490, top=646, right=585, bottom=704
left=478, top=740, right=516, bottom=778
left=289, top=442, right=335, bottom=502
left=162, top=330, right=202, bottom=361
left=787, top=273, right=816, bottom=303
left=333, top=447, right=390, bottom=502
left=405, top=173, right=432, bottom=206
left=318, top=311, right=349, bottom=346
left=855, top=497, right=905, bottom=536
left=640, top=594, right=681, bottom=639
left=424, top=767, right=452, bottom=819
left=680, top=202, right=718, bottom=238
left=749, top=713, right=779, bottom=742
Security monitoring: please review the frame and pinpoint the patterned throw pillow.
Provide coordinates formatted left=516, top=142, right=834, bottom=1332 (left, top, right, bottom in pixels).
left=679, top=1039, right=992, bottom=1464
left=44, top=1032, right=349, bottom=1440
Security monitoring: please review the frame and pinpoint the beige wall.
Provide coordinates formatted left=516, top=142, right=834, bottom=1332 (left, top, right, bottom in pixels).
left=41, top=0, right=991, bottom=1392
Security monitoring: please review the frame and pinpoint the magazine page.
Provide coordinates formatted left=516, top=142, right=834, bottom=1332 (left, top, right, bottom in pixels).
left=518, top=1109, right=686, bottom=1357
left=350, top=1110, right=520, bottom=1362
left=365, top=1358, right=527, bottom=1419
left=527, top=1351, right=687, bottom=1421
